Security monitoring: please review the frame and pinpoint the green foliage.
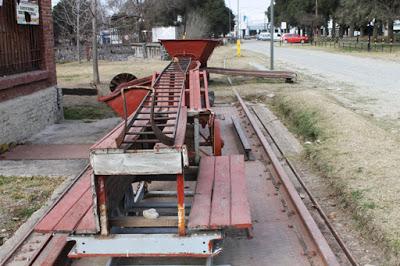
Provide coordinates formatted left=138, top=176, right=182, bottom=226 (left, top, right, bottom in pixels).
left=63, top=105, right=116, bottom=120
left=201, top=0, right=234, bottom=36
left=115, top=0, right=234, bottom=37
left=273, top=0, right=399, bottom=39
left=274, top=96, right=322, bottom=141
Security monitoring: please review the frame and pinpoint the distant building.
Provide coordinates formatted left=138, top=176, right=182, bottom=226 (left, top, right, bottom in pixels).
left=0, top=0, right=62, bottom=145
left=394, top=20, right=400, bottom=32
left=152, top=26, right=178, bottom=43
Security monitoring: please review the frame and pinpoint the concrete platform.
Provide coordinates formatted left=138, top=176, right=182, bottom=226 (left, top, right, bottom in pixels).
left=0, top=144, right=91, bottom=160
left=0, top=118, right=120, bottom=178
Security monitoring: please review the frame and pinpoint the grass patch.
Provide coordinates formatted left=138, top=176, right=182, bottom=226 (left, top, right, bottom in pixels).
left=272, top=95, right=323, bottom=141
left=265, top=90, right=400, bottom=262
left=63, top=105, right=116, bottom=120
left=0, top=175, right=65, bottom=246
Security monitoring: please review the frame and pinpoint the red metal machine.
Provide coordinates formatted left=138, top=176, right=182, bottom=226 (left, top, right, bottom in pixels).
left=65, top=40, right=251, bottom=265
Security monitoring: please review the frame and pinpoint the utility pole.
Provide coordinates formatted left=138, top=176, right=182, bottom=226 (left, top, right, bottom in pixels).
left=237, top=0, right=239, bottom=38
left=315, top=0, right=318, bottom=37
left=76, top=0, right=81, bottom=64
left=236, top=0, right=241, bottom=56
left=270, top=0, right=274, bottom=70
left=92, top=0, right=100, bottom=84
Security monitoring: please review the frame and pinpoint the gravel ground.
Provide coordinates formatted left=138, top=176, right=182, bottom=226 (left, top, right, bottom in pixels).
left=243, top=40, right=400, bottom=121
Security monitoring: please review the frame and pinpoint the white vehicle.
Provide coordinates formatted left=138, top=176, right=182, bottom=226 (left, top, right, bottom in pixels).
left=257, top=32, right=271, bottom=41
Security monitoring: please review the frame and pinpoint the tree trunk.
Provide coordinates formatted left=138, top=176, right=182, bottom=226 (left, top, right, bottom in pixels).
left=331, top=17, right=336, bottom=38
left=76, top=0, right=81, bottom=64
left=388, top=19, right=394, bottom=41
left=339, top=25, right=344, bottom=38
left=349, top=24, right=354, bottom=38
left=360, top=26, right=365, bottom=37
left=92, top=0, right=100, bottom=84
left=373, top=21, right=379, bottom=40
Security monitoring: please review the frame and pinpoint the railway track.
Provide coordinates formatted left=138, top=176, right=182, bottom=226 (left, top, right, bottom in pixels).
left=1, top=93, right=357, bottom=266
left=232, top=90, right=357, bottom=266
left=1, top=95, right=356, bottom=266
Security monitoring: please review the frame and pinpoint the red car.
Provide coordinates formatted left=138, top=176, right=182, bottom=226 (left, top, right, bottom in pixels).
left=281, top=33, right=309, bottom=43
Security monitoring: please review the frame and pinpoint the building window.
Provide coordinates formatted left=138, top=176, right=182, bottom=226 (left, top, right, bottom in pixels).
left=0, top=0, right=41, bottom=77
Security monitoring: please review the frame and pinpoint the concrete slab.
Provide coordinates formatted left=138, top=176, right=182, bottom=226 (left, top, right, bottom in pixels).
left=0, top=159, right=88, bottom=178
left=0, top=144, right=91, bottom=160
left=27, top=118, right=121, bottom=144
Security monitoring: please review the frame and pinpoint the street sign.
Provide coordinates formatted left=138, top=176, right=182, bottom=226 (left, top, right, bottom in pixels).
left=281, top=22, right=287, bottom=30
left=16, top=1, right=39, bottom=25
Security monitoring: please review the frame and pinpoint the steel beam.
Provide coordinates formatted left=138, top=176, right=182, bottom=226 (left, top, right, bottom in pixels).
left=68, top=233, right=223, bottom=258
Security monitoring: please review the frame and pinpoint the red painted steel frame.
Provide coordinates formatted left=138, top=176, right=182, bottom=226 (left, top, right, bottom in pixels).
left=98, top=75, right=153, bottom=117
left=160, top=39, right=220, bottom=67
left=177, top=174, right=186, bottom=236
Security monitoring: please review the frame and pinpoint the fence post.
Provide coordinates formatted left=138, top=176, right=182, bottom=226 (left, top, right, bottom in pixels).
left=142, top=43, right=148, bottom=59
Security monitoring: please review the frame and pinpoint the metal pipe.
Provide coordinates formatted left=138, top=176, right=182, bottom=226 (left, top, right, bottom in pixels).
left=270, top=0, right=274, bottom=70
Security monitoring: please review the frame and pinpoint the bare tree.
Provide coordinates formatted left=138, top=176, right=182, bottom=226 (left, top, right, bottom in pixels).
left=185, top=11, right=209, bottom=38
left=53, top=0, right=92, bottom=63
left=91, top=0, right=100, bottom=84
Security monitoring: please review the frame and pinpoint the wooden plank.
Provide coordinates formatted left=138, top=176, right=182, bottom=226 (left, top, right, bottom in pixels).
left=252, top=105, right=303, bottom=156
left=53, top=188, right=93, bottom=232
left=75, top=207, right=98, bottom=234
left=188, top=156, right=215, bottom=229
left=209, top=156, right=231, bottom=228
left=34, top=169, right=92, bottom=232
left=90, top=121, right=124, bottom=150
left=31, top=234, right=68, bottom=266
left=109, top=216, right=183, bottom=227
left=232, top=117, right=252, bottom=152
left=4, top=233, right=52, bottom=266
left=230, top=155, right=252, bottom=228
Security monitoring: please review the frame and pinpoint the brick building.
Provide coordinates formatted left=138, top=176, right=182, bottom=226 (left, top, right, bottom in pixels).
left=0, top=0, right=62, bottom=145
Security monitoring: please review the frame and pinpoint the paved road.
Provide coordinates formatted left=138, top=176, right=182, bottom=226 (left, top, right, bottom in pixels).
left=243, top=41, right=400, bottom=119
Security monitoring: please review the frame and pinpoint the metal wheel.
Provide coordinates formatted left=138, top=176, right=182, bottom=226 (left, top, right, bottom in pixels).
left=109, top=73, right=137, bottom=92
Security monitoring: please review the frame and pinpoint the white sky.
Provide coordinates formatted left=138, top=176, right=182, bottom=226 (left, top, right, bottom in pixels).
left=224, top=0, right=269, bottom=24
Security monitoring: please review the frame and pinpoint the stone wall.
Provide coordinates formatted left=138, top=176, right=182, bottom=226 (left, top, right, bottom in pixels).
left=0, top=86, right=63, bottom=144
left=0, top=0, right=60, bottom=145
left=55, top=43, right=163, bottom=63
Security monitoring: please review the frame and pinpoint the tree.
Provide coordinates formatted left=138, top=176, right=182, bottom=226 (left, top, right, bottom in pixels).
left=92, top=0, right=100, bottom=84
left=201, top=0, right=234, bottom=36
left=107, top=0, right=234, bottom=38
left=53, top=0, right=92, bottom=63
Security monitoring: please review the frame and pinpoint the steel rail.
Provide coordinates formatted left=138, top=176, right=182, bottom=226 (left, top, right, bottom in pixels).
left=252, top=107, right=358, bottom=266
left=234, top=89, right=340, bottom=266
left=206, top=67, right=297, bottom=80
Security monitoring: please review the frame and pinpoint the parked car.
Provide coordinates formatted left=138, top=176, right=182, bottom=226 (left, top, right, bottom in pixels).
left=257, top=32, right=271, bottom=41
left=281, top=33, right=309, bottom=43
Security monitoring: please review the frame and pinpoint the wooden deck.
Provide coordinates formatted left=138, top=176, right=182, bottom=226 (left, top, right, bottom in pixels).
left=34, top=168, right=97, bottom=234
left=188, top=155, right=252, bottom=231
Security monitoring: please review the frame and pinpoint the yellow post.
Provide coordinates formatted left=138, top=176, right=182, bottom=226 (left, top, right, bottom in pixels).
left=236, top=39, right=241, bottom=57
